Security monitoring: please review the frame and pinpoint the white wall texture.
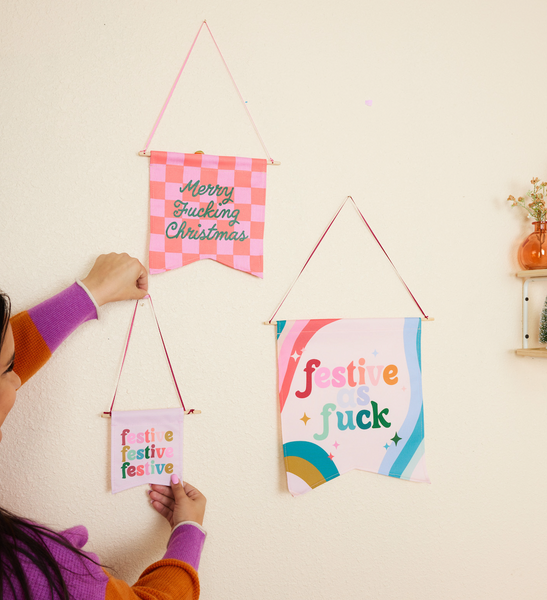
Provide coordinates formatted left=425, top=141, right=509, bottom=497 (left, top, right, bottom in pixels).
left=1, top=1, right=546, bottom=598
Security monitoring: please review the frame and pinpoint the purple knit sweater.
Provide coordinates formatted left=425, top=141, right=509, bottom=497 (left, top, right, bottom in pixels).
left=3, top=522, right=205, bottom=599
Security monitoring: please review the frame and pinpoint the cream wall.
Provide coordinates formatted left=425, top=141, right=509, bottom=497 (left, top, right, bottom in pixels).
left=1, top=1, right=546, bottom=598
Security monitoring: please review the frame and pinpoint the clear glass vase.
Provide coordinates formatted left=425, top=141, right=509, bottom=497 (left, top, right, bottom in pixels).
left=518, top=221, right=547, bottom=269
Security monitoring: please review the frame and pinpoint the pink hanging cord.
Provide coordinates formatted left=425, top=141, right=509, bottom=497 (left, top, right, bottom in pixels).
left=141, top=20, right=275, bottom=164
left=268, top=196, right=429, bottom=323
left=105, top=296, right=186, bottom=415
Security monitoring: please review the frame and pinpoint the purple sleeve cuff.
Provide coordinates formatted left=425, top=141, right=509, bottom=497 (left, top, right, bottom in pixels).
left=163, top=523, right=206, bottom=571
left=27, top=283, right=98, bottom=353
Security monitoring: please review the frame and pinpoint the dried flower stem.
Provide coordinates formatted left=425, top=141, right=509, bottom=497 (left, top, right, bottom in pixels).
left=508, top=178, right=547, bottom=222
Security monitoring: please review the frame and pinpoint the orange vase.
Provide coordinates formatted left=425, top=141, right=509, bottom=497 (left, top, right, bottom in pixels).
left=518, top=221, right=547, bottom=269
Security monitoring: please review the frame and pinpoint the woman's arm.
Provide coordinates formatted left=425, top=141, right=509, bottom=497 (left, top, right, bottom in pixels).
left=105, top=560, right=200, bottom=600
left=104, top=478, right=207, bottom=599
left=7, top=521, right=204, bottom=600
left=10, top=253, right=147, bottom=385
left=11, top=283, right=98, bottom=385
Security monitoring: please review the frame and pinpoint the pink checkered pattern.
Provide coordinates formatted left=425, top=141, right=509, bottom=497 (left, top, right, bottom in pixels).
left=149, top=151, right=267, bottom=278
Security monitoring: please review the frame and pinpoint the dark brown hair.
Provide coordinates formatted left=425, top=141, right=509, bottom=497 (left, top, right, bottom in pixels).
left=0, top=292, right=100, bottom=599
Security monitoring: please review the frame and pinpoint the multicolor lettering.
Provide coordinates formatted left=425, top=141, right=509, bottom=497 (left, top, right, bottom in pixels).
left=119, top=427, right=175, bottom=479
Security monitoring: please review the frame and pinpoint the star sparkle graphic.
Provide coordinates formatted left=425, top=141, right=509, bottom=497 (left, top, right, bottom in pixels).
left=300, top=413, right=310, bottom=425
left=333, top=441, right=340, bottom=449
left=390, top=432, right=402, bottom=446
left=384, top=443, right=390, bottom=450
left=291, top=350, right=300, bottom=361
left=372, top=349, right=379, bottom=357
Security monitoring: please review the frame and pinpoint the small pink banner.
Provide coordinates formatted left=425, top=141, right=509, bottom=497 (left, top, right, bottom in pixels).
left=149, top=151, right=267, bottom=278
left=111, top=408, right=184, bottom=494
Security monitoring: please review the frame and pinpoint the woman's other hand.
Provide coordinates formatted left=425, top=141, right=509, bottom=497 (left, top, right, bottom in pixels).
left=149, top=477, right=206, bottom=528
left=81, top=253, right=148, bottom=306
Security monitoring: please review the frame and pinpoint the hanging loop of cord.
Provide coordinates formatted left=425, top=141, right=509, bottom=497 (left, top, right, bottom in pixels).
left=268, top=196, right=430, bottom=323
left=104, top=296, right=187, bottom=416
left=140, top=20, right=277, bottom=164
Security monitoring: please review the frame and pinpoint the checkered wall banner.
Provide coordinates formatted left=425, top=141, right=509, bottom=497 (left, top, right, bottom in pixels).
left=149, top=151, right=267, bottom=278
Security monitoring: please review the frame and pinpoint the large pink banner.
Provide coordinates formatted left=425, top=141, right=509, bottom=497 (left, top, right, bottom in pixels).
left=277, top=318, right=429, bottom=496
left=149, top=151, right=267, bottom=278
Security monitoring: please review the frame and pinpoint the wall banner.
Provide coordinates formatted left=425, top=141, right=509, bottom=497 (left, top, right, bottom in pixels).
left=276, top=317, right=429, bottom=496
left=149, top=151, right=267, bottom=278
left=111, top=408, right=184, bottom=494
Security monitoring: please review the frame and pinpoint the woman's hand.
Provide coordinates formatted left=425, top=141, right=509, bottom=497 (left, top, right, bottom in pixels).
left=80, top=253, right=148, bottom=306
left=149, top=476, right=206, bottom=528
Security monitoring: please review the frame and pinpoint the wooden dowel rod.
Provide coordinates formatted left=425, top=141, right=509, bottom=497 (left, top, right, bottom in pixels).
left=264, top=318, right=434, bottom=325
left=137, top=150, right=280, bottom=165
left=101, top=409, right=201, bottom=418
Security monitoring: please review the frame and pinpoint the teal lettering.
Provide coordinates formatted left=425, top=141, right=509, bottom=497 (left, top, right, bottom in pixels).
left=228, top=208, right=240, bottom=226
left=166, top=217, right=247, bottom=243
left=224, top=187, right=233, bottom=202
left=173, top=200, right=188, bottom=217
left=181, top=181, right=199, bottom=196
left=187, top=206, right=202, bottom=218
left=356, top=409, right=371, bottom=430
left=181, top=180, right=235, bottom=201
left=206, top=223, right=218, bottom=240
left=204, top=201, right=217, bottom=218
left=188, top=226, right=202, bottom=240
left=336, top=411, right=356, bottom=431
left=166, top=221, right=190, bottom=239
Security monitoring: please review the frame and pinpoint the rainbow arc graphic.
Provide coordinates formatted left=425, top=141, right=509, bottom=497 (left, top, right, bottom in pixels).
left=283, top=441, right=340, bottom=489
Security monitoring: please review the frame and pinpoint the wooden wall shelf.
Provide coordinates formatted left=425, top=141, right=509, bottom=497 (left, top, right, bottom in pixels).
left=516, top=348, right=547, bottom=357
left=516, top=269, right=547, bottom=279
left=515, top=270, right=547, bottom=357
